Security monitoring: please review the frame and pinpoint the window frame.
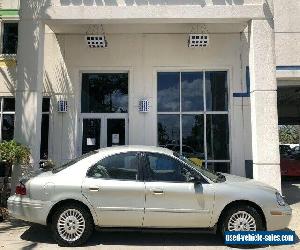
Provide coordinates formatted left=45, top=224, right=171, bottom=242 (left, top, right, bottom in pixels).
left=156, top=69, right=231, bottom=172
left=142, top=152, right=208, bottom=184
left=86, top=151, right=143, bottom=182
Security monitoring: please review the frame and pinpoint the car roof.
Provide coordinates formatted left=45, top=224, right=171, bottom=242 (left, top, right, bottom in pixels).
left=95, top=145, right=174, bottom=156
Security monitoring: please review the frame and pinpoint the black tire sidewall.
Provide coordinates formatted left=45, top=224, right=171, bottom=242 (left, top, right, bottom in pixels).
left=51, top=203, right=94, bottom=247
left=221, top=205, right=264, bottom=238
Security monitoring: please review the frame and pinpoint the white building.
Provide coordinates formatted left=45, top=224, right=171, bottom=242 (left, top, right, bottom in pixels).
left=0, top=0, right=299, bottom=191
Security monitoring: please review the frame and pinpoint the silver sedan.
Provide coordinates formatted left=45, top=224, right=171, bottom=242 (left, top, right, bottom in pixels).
left=8, top=146, right=292, bottom=246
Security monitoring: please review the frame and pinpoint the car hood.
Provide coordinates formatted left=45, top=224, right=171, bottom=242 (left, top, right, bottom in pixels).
left=222, top=173, right=278, bottom=193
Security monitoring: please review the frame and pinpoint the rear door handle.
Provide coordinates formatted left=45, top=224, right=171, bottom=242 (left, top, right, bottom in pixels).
left=89, top=187, right=100, bottom=192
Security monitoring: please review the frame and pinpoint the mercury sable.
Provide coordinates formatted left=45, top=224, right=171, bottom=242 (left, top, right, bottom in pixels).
left=8, top=146, right=292, bottom=246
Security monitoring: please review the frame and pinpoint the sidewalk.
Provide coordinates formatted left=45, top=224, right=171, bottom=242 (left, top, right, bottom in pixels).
left=0, top=180, right=299, bottom=250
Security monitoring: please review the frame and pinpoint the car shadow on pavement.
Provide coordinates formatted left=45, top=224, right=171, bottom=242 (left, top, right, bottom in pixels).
left=0, top=218, right=29, bottom=234
left=21, top=225, right=226, bottom=247
left=19, top=225, right=299, bottom=249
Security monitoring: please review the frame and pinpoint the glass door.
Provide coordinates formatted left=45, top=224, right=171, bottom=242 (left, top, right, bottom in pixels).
left=82, top=119, right=101, bottom=155
left=107, top=118, right=126, bottom=147
left=81, top=115, right=128, bottom=154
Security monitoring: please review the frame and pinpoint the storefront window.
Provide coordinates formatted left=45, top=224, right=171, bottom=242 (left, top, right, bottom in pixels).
left=2, top=23, right=18, bottom=55
left=0, top=97, right=50, bottom=160
left=157, top=114, right=180, bottom=147
left=81, top=73, right=128, bottom=113
left=40, top=98, right=50, bottom=160
left=206, top=71, right=228, bottom=111
left=157, top=71, right=230, bottom=173
left=181, top=72, right=204, bottom=112
left=0, top=97, right=15, bottom=141
left=157, top=72, right=180, bottom=112
left=206, top=114, right=229, bottom=160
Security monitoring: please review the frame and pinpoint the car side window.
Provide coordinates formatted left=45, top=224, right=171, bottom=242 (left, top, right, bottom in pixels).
left=87, top=152, right=140, bottom=181
left=144, top=153, right=198, bottom=183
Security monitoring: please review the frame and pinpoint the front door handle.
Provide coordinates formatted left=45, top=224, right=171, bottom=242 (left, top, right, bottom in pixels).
left=151, top=189, right=164, bottom=195
left=89, top=187, right=100, bottom=192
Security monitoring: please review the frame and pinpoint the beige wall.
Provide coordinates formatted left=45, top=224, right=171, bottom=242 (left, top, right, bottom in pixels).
left=0, top=0, right=19, bottom=9
left=274, top=0, right=300, bottom=66
left=42, top=26, right=248, bottom=175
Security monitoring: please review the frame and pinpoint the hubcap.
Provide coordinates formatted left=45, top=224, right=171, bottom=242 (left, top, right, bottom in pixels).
left=228, top=211, right=256, bottom=231
left=57, top=209, right=86, bottom=242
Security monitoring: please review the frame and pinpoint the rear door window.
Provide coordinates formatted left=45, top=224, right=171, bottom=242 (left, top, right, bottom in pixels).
left=87, top=152, right=140, bottom=181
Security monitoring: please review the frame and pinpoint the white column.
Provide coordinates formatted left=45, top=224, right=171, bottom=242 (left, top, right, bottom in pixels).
left=14, top=19, right=45, bottom=168
left=249, top=19, right=281, bottom=191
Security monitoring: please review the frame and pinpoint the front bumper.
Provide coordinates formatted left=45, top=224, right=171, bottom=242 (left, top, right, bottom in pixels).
left=266, top=205, right=292, bottom=231
left=7, top=195, right=52, bottom=225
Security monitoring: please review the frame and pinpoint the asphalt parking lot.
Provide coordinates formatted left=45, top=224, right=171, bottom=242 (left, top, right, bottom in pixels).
left=0, top=179, right=299, bottom=250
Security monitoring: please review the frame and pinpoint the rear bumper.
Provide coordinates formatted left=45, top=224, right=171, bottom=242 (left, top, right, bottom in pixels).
left=266, top=205, right=292, bottom=231
left=7, top=195, right=53, bottom=225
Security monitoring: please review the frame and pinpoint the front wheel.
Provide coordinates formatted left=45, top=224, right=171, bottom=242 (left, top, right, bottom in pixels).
left=220, top=205, right=264, bottom=237
left=51, top=203, right=94, bottom=247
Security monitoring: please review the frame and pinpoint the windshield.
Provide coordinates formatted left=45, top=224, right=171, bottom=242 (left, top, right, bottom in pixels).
left=52, top=151, right=98, bottom=173
left=174, top=153, right=226, bottom=183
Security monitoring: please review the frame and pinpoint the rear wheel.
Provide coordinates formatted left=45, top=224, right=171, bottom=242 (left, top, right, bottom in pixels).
left=51, top=203, right=94, bottom=247
left=220, top=205, right=264, bottom=237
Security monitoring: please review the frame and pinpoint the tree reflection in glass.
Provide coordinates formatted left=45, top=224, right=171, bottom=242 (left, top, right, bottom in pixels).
left=81, top=73, right=128, bottom=113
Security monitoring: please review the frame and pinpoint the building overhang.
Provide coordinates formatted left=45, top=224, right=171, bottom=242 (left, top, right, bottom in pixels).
left=22, top=2, right=272, bottom=24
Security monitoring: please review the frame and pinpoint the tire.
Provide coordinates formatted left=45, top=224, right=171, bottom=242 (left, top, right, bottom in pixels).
left=219, top=204, right=264, bottom=238
left=51, top=203, right=94, bottom=247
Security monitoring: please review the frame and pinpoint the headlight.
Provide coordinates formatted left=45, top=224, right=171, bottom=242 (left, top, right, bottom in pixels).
left=276, top=192, right=287, bottom=206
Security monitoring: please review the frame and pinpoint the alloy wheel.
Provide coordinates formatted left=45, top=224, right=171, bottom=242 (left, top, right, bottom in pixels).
left=57, top=209, right=86, bottom=242
left=227, top=211, right=257, bottom=231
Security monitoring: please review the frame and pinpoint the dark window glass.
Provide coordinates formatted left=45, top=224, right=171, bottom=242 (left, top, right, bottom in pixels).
left=81, top=73, right=128, bottom=113
left=40, top=114, right=49, bottom=160
left=145, top=153, right=196, bottom=182
left=3, top=98, right=15, bottom=112
left=158, top=114, right=180, bottom=147
left=207, top=162, right=230, bottom=174
left=2, top=114, right=14, bottom=141
left=157, top=72, right=180, bottom=112
left=182, top=115, right=205, bottom=159
left=181, top=72, right=203, bottom=111
left=206, top=114, right=229, bottom=160
left=107, top=119, right=125, bottom=147
left=82, top=119, right=101, bottom=154
left=2, top=23, right=18, bottom=54
left=206, top=71, right=228, bottom=111
left=42, top=98, right=50, bottom=112
left=87, top=152, right=139, bottom=180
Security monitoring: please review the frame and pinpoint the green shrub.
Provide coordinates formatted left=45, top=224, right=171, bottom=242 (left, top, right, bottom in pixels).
left=0, top=140, right=30, bottom=165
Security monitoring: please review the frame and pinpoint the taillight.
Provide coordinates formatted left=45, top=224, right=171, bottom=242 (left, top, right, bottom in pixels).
left=15, top=184, right=26, bottom=195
